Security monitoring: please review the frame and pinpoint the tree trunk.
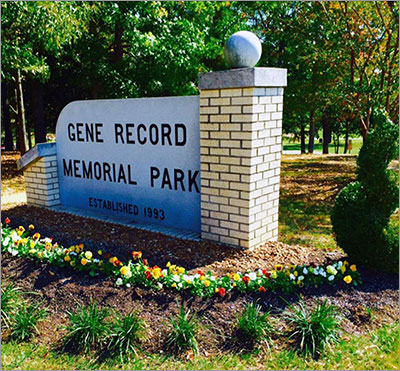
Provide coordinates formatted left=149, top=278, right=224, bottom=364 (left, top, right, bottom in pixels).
left=308, top=110, right=315, bottom=154
left=15, top=69, right=28, bottom=154
left=1, top=80, right=14, bottom=151
left=300, top=125, right=306, bottom=154
left=322, top=112, right=331, bottom=154
left=344, top=119, right=350, bottom=154
left=31, top=79, right=47, bottom=144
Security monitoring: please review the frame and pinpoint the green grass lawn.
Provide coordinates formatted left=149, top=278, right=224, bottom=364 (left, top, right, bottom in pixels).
left=2, top=323, right=398, bottom=370
left=283, top=137, right=363, bottom=155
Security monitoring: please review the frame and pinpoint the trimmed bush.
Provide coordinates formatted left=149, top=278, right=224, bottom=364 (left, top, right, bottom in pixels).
left=283, top=299, right=340, bottom=358
left=62, top=300, right=111, bottom=353
left=331, top=109, right=399, bottom=272
left=165, top=304, right=198, bottom=356
left=107, top=310, right=146, bottom=361
left=237, top=300, right=273, bottom=346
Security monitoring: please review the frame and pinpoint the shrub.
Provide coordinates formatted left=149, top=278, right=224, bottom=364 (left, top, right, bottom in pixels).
left=107, top=310, right=146, bottom=361
left=237, top=301, right=273, bottom=345
left=62, top=300, right=111, bottom=353
left=1, top=281, right=23, bottom=328
left=331, top=109, right=399, bottom=272
left=283, top=299, right=340, bottom=358
left=165, top=304, right=198, bottom=356
left=11, top=302, right=48, bottom=342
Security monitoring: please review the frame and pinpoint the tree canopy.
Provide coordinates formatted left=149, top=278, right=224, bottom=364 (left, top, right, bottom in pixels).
left=1, top=1, right=398, bottom=153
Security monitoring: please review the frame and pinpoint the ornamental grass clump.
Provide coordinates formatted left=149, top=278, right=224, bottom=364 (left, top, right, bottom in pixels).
left=106, top=310, right=146, bottom=361
left=237, top=301, right=273, bottom=346
left=283, top=298, right=340, bottom=358
left=1, top=281, right=23, bottom=328
left=62, top=300, right=111, bottom=353
left=11, top=302, right=48, bottom=342
left=165, top=304, right=198, bottom=357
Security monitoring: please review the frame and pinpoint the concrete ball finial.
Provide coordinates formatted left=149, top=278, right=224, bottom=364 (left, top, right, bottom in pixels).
left=224, top=31, right=262, bottom=69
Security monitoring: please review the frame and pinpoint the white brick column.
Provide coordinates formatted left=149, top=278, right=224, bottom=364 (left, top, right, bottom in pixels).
left=17, top=143, right=61, bottom=207
left=198, top=68, right=287, bottom=249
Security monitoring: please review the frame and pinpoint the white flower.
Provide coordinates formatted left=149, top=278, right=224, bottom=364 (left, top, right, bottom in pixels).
left=337, top=261, right=343, bottom=268
left=248, top=272, right=257, bottom=281
left=11, top=231, right=20, bottom=242
left=182, top=274, right=188, bottom=281
left=178, top=283, right=183, bottom=288
left=257, top=269, right=263, bottom=277
left=320, top=271, right=327, bottom=278
left=93, top=258, right=99, bottom=263
left=172, top=274, right=180, bottom=282
left=328, top=275, right=334, bottom=281
left=43, top=237, right=52, bottom=243
left=303, top=267, right=308, bottom=275
left=11, top=249, right=19, bottom=256
left=162, top=269, right=168, bottom=277
left=2, top=237, right=10, bottom=246
left=210, top=276, right=216, bottom=281
left=290, top=273, right=296, bottom=280
left=116, top=278, right=123, bottom=286
left=125, top=271, right=132, bottom=279
left=157, top=283, right=163, bottom=289
left=126, top=283, right=131, bottom=288
left=314, top=269, right=319, bottom=276
left=298, top=275, right=304, bottom=281
left=326, top=265, right=337, bottom=275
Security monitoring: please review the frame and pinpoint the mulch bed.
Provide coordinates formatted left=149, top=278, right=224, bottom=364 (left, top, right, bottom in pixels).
left=1, top=207, right=398, bottom=356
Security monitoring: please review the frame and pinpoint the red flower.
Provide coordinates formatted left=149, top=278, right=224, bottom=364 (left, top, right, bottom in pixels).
left=5, top=217, right=10, bottom=224
left=145, top=271, right=152, bottom=279
left=258, top=286, right=266, bottom=292
left=262, top=270, right=270, bottom=279
left=197, top=270, right=204, bottom=276
left=114, top=259, right=122, bottom=266
left=242, top=276, right=250, bottom=285
left=218, top=287, right=226, bottom=297
left=142, top=259, right=148, bottom=266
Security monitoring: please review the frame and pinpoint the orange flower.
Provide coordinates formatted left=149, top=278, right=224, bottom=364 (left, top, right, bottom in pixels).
left=258, top=286, right=266, bottom=292
left=132, top=251, right=142, bottom=260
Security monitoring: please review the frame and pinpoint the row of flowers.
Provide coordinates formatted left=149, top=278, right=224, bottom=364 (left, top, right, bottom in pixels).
left=1, top=220, right=361, bottom=297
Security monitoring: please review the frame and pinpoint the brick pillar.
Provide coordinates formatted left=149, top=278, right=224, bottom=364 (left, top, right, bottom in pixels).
left=198, top=68, right=287, bottom=249
left=17, top=143, right=61, bottom=207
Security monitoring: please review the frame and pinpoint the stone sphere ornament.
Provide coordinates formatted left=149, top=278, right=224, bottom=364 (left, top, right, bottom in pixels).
left=224, top=31, right=262, bottom=69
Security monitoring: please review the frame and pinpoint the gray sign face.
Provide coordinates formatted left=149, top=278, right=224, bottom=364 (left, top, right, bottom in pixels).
left=56, top=96, right=201, bottom=232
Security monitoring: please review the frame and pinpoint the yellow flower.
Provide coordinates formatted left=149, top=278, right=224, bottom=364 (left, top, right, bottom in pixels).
left=32, top=233, right=40, bottom=240
left=69, top=246, right=75, bottom=253
left=294, top=271, right=298, bottom=277
left=177, top=267, right=185, bottom=274
left=166, top=261, right=171, bottom=268
left=215, top=288, right=219, bottom=293
left=288, top=264, right=296, bottom=272
left=70, top=261, right=75, bottom=267
left=200, top=275, right=205, bottom=281
left=38, top=251, right=43, bottom=259
left=171, top=283, right=177, bottom=288
left=64, top=255, right=71, bottom=262
left=340, top=265, right=346, bottom=274
left=109, top=257, right=117, bottom=264
left=186, top=280, right=192, bottom=285
left=233, top=273, right=240, bottom=281
left=350, top=264, right=357, bottom=272
left=343, top=261, right=349, bottom=267
left=30, top=241, right=36, bottom=248
left=271, top=270, right=277, bottom=279
left=98, top=261, right=103, bottom=267
left=343, top=275, right=352, bottom=284
left=275, top=264, right=283, bottom=272
left=152, top=267, right=163, bottom=279
left=97, top=250, right=102, bottom=256
left=29, top=249, right=36, bottom=254
left=203, top=280, right=211, bottom=287
left=232, top=283, right=237, bottom=287
left=84, top=251, right=93, bottom=260
left=18, top=226, right=25, bottom=233
left=29, top=224, right=35, bottom=230
left=120, top=266, right=131, bottom=276
left=297, top=280, right=304, bottom=287
left=81, top=258, right=88, bottom=266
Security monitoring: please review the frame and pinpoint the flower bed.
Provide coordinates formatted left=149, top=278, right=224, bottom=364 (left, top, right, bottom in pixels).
left=1, top=219, right=361, bottom=298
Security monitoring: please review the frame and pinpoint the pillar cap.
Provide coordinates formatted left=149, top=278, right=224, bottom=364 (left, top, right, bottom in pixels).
left=199, top=67, right=287, bottom=90
left=17, top=142, right=57, bottom=170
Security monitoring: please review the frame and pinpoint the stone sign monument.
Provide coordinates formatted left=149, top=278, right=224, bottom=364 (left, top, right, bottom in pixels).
left=18, top=31, right=287, bottom=249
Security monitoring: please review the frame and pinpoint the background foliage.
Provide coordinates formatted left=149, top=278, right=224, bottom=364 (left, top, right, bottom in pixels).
left=1, top=1, right=398, bottom=153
